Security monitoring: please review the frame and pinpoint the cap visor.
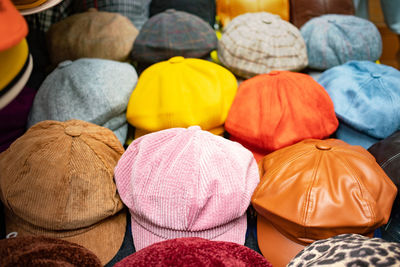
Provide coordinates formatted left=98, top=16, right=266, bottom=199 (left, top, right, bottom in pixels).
left=131, top=211, right=247, bottom=251
left=5, top=209, right=127, bottom=266
left=257, top=215, right=305, bottom=267
left=19, top=0, right=62, bottom=15
left=336, top=123, right=380, bottom=149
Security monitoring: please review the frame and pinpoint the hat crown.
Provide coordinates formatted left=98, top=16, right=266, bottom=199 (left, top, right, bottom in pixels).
left=251, top=139, right=397, bottom=242
left=0, top=120, right=125, bottom=231
left=115, top=127, right=259, bottom=237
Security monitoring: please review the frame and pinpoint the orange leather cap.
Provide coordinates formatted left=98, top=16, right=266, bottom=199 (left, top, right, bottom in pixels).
left=251, top=139, right=397, bottom=267
left=0, top=0, right=28, bottom=51
left=216, top=0, right=289, bottom=27
left=225, top=71, right=338, bottom=161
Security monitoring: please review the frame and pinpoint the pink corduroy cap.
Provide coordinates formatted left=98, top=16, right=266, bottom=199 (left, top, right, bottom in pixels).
left=114, top=126, right=260, bottom=251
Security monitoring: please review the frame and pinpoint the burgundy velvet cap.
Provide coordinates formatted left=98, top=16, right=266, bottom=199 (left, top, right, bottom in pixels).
left=0, top=235, right=102, bottom=266
left=114, top=237, right=272, bottom=266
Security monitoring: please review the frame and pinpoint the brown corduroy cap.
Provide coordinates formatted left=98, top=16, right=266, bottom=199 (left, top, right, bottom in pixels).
left=0, top=236, right=102, bottom=266
left=251, top=139, right=397, bottom=267
left=46, top=8, right=139, bottom=66
left=0, top=119, right=126, bottom=265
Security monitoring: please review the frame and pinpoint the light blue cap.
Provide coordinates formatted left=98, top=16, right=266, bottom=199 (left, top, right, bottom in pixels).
left=28, top=58, right=138, bottom=144
left=318, top=60, right=400, bottom=149
left=301, top=14, right=382, bottom=70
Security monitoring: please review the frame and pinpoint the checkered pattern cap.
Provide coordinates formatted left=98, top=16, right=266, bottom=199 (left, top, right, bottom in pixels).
left=218, top=12, right=308, bottom=79
left=131, top=9, right=218, bottom=65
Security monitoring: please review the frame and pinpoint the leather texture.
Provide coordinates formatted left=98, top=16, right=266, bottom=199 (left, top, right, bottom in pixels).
left=290, top=0, right=355, bottom=28
left=216, top=0, right=289, bottom=27
left=251, top=138, right=397, bottom=267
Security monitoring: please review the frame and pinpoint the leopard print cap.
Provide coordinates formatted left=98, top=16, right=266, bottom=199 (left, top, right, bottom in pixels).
left=288, top=234, right=400, bottom=267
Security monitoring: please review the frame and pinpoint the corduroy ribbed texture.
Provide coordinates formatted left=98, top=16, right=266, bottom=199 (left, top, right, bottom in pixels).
left=0, top=119, right=127, bottom=265
left=114, top=126, right=260, bottom=251
left=218, top=12, right=308, bottom=79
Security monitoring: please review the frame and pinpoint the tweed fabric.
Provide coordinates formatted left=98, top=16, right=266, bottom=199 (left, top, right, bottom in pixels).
left=225, top=71, right=338, bottom=161
left=74, top=0, right=151, bottom=30
left=126, top=57, right=237, bottom=138
left=131, top=9, right=217, bottom=65
left=114, top=237, right=272, bottom=266
left=0, top=236, right=102, bottom=266
left=301, top=14, right=382, bottom=70
left=28, top=58, right=138, bottom=145
left=114, top=126, right=260, bottom=251
left=252, top=138, right=397, bottom=266
left=149, top=0, right=216, bottom=27
left=317, top=61, right=400, bottom=149
left=24, top=0, right=75, bottom=33
left=46, top=9, right=138, bottom=66
left=0, top=119, right=126, bottom=265
left=288, top=234, right=400, bottom=266
left=218, top=12, right=308, bottom=79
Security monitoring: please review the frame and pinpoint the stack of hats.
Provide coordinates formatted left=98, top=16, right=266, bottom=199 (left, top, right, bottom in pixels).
left=251, top=138, right=397, bottom=266
left=11, top=0, right=63, bottom=15
left=126, top=56, right=237, bottom=139
left=0, top=0, right=32, bottom=110
left=131, top=9, right=217, bottom=68
left=301, top=14, right=382, bottom=70
left=225, top=70, right=338, bottom=161
left=218, top=12, right=308, bottom=78
left=216, top=0, right=290, bottom=28
left=0, top=120, right=131, bottom=266
left=318, top=60, right=400, bottom=149
left=114, top=126, right=260, bottom=250
left=27, top=58, right=138, bottom=145
left=46, top=8, right=139, bottom=66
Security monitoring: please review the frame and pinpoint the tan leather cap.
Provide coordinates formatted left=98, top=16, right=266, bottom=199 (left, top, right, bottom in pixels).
left=0, top=119, right=126, bottom=265
left=251, top=139, right=397, bottom=267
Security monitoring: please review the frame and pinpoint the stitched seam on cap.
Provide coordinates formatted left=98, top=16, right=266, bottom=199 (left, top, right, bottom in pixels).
left=333, top=151, right=375, bottom=228
left=302, top=149, right=323, bottom=237
left=381, top=153, right=400, bottom=170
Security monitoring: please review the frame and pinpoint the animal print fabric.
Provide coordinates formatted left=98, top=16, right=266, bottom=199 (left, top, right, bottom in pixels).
left=288, top=234, right=400, bottom=267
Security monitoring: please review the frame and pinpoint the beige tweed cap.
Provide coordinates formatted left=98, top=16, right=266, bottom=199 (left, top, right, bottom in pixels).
left=46, top=8, right=138, bottom=66
left=218, top=12, right=308, bottom=79
left=0, top=119, right=126, bottom=265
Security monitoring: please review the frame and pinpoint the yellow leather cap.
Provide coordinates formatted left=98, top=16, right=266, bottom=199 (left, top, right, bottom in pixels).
left=126, top=56, right=237, bottom=138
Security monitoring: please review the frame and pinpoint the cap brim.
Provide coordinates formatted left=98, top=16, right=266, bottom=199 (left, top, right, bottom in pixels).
left=5, top=209, right=127, bottom=266
left=336, top=123, right=380, bottom=149
left=19, top=0, right=62, bottom=15
left=257, top=215, right=306, bottom=267
left=0, top=54, right=32, bottom=110
left=134, top=126, right=225, bottom=140
left=130, top=211, right=247, bottom=251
